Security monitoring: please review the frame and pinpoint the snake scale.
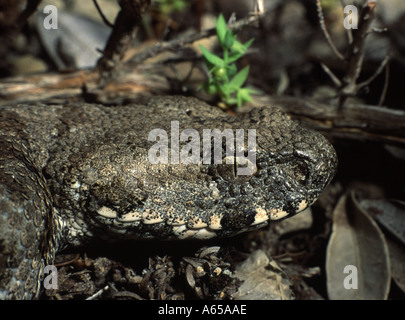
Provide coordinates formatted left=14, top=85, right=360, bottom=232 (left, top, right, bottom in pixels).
left=0, top=96, right=337, bottom=299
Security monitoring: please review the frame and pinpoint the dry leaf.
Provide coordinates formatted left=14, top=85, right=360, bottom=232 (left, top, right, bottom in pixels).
left=232, top=250, right=294, bottom=300
left=360, top=199, right=405, bottom=245
left=387, top=237, right=405, bottom=293
left=359, top=199, right=405, bottom=294
left=326, top=192, right=390, bottom=299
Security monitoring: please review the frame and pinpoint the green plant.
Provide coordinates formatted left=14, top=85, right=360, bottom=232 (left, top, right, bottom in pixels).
left=156, top=0, right=188, bottom=16
left=199, top=14, right=256, bottom=108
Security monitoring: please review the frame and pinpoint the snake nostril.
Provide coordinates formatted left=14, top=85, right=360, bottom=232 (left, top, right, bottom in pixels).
left=291, top=161, right=309, bottom=186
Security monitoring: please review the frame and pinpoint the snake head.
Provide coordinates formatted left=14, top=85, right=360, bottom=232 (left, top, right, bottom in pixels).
left=47, top=99, right=337, bottom=242
left=196, top=107, right=338, bottom=237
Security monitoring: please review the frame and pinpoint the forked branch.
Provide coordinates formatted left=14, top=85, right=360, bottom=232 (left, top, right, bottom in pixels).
left=317, top=0, right=390, bottom=107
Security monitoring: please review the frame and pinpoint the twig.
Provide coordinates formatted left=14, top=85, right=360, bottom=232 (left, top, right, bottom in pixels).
left=110, top=290, right=144, bottom=300
left=320, top=62, right=342, bottom=87
left=378, top=61, right=390, bottom=106
left=0, top=0, right=42, bottom=55
left=318, top=0, right=389, bottom=108
left=16, top=0, right=42, bottom=31
left=86, top=285, right=109, bottom=300
left=369, top=27, right=388, bottom=34
left=92, top=0, right=114, bottom=28
left=340, top=0, right=377, bottom=105
left=316, top=0, right=345, bottom=61
left=53, top=253, right=81, bottom=267
left=356, top=51, right=390, bottom=89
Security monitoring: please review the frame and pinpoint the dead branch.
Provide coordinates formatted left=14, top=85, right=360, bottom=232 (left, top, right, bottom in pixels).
left=320, top=62, right=342, bottom=87
left=317, top=0, right=390, bottom=108
left=316, top=0, right=345, bottom=61
left=96, top=0, right=151, bottom=88
left=356, top=51, right=390, bottom=90
left=340, top=0, right=377, bottom=103
left=0, top=70, right=169, bottom=105
left=16, top=0, right=43, bottom=31
left=254, top=95, right=405, bottom=146
left=378, top=61, right=389, bottom=106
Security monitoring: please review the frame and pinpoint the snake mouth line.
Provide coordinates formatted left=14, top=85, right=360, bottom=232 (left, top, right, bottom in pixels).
left=95, top=198, right=310, bottom=240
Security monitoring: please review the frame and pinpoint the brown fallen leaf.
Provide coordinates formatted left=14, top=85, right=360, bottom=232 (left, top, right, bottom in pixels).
left=326, top=191, right=390, bottom=299
left=359, top=198, right=405, bottom=294
left=360, top=199, right=405, bottom=246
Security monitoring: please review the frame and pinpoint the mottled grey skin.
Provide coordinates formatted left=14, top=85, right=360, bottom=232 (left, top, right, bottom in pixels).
left=0, top=96, right=337, bottom=299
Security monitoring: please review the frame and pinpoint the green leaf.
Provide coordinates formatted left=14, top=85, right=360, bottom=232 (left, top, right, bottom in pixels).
left=226, top=97, right=238, bottom=105
left=228, top=38, right=254, bottom=62
left=230, top=40, right=247, bottom=55
left=199, top=44, right=224, bottom=67
left=236, top=93, right=243, bottom=107
left=242, top=87, right=258, bottom=96
left=242, top=38, right=254, bottom=51
left=217, top=84, right=231, bottom=100
left=198, top=12, right=255, bottom=108
left=228, top=66, right=250, bottom=90
left=228, top=52, right=243, bottom=63
left=173, top=0, right=187, bottom=11
left=227, top=64, right=237, bottom=77
left=215, top=14, right=227, bottom=44
left=236, top=88, right=254, bottom=107
left=223, top=30, right=235, bottom=50
left=198, top=81, right=218, bottom=95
